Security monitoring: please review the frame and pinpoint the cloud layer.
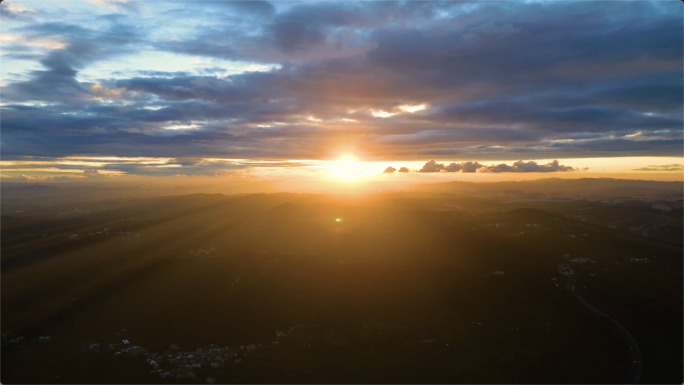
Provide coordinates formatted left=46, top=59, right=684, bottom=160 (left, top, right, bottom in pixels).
left=633, top=164, right=684, bottom=172
left=416, top=159, right=576, bottom=173
left=1, top=1, right=682, bottom=176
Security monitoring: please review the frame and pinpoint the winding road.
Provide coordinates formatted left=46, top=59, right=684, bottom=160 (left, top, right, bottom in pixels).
left=569, top=276, right=642, bottom=384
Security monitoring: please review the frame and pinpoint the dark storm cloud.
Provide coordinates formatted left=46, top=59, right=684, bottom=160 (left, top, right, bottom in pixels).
left=1, top=1, right=682, bottom=166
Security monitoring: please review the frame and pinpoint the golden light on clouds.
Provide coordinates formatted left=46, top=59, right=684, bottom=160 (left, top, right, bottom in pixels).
left=398, top=104, right=426, bottom=113
left=164, top=123, right=202, bottom=130
left=2, top=156, right=682, bottom=183
left=370, top=104, right=426, bottom=118
left=370, top=110, right=395, bottom=118
left=0, top=34, right=66, bottom=50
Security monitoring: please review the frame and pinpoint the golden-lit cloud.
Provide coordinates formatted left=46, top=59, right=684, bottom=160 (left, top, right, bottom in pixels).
left=398, top=104, right=426, bottom=113
left=370, top=110, right=395, bottom=118
left=164, top=123, right=202, bottom=130
left=0, top=34, right=66, bottom=50
left=1, top=1, right=680, bottom=181
left=633, top=164, right=684, bottom=172
left=85, top=84, right=126, bottom=102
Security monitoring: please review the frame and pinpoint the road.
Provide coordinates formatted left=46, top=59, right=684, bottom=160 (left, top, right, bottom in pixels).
left=569, top=276, right=642, bottom=384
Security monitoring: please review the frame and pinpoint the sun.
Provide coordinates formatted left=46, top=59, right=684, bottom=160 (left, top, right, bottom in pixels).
left=329, top=157, right=362, bottom=180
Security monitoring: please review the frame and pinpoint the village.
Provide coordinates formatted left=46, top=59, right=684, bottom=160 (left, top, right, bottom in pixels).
left=87, top=335, right=266, bottom=380
left=81, top=326, right=313, bottom=381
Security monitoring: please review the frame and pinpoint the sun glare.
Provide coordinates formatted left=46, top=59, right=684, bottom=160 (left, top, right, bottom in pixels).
left=329, top=157, right=363, bottom=180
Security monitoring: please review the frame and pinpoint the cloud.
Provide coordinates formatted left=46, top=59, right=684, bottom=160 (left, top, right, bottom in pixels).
left=83, top=0, right=140, bottom=13
left=444, top=162, right=462, bottom=172
left=219, top=1, right=275, bottom=18
left=382, top=166, right=396, bottom=174
left=461, top=162, right=484, bottom=173
left=481, top=160, right=575, bottom=173
left=633, top=164, right=684, bottom=172
left=0, top=1, right=681, bottom=170
left=1, top=3, right=40, bottom=21
left=83, top=169, right=100, bottom=176
left=15, top=174, right=86, bottom=181
left=416, top=159, right=575, bottom=173
left=3, top=21, right=142, bottom=103
left=418, top=159, right=445, bottom=173
left=418, top=160, right=484, bottom=173
left=398, top=167, right=410, bottom=173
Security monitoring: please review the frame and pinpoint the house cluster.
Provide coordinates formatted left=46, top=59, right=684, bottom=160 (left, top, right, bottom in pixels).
left=92, top=337, right=265, bottom=380
left=59, top=210, right=89, bottom=215
left=86, top=228, right=113, bottom=236
left=481, top=223, right=506, bottom=229
left=283, top=216, right=341, bottom=222
left=569, top=258, right=595, bottom=264
left=106, top=339, right=131, bottom=351
left=149, top=344, right=262, bottom=379
left=189, top=247, right=217, bottom=257
left=526, top=224, right=540, bottom=228
left=120, top=345, right=149, bottom=358
left=557, top=264, right=574, bottom=276
left=85, top=327, right=315, bottom=382
left=628, top=257, right=649, bottom=263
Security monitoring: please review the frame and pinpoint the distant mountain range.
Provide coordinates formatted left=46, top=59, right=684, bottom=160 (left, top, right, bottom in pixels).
left=409, top=178, right=683, bottom=198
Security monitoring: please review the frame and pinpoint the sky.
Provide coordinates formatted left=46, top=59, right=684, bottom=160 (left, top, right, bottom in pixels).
left=1, top=0, right=682, bottom=185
